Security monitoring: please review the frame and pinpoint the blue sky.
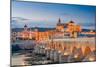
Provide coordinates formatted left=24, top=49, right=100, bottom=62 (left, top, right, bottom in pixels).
left=11, top=0, right=96, bottom=29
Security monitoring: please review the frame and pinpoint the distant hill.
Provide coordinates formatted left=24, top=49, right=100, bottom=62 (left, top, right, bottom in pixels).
left=11, top=27, right=55, bottom=32
left=82, top=29, right=96, bottom=32
left=11, top=28, right=95, bottom=32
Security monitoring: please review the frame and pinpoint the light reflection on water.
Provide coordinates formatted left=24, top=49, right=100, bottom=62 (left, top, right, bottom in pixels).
left=12, top=54, right=26, bottom=66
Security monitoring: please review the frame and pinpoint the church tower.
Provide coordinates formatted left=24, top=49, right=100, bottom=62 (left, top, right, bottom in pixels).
left=24, top=24, right=28, bottom=31
left=56, top=18, right=64, bottom=32
left=57, top=18, right=61, bottom=26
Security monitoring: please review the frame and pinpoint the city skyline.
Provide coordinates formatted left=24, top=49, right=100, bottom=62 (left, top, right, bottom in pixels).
left=12, top=1, right=96, bottom=29
left=11, top=1, right=96, bottom=66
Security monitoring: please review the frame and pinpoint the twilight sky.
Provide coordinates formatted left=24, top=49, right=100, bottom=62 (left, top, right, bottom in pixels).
left=11, top=0, right=96, bottom=29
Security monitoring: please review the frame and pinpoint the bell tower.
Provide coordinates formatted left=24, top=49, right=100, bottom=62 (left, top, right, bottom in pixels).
left=24, top=24, right=28, bottom=31
left=57, top=18, right=61, bottom=26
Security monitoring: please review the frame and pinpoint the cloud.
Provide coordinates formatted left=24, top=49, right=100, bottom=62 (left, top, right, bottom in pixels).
left=11, top=17, right=32, bottom=28
left=11, top=17, right=31, bottom=23
left=11, top=17, right=56, bottom=28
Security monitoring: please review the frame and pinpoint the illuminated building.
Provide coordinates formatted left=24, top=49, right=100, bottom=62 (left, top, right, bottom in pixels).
left=12, top=18, right=96, bottom=42
left=56, top=18, right=82, bottom=38
left=15, top=18, right=82, bottom=40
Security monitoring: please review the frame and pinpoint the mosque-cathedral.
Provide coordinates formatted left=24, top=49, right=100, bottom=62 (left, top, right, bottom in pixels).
left=11, top=18, right=95, bottom=41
